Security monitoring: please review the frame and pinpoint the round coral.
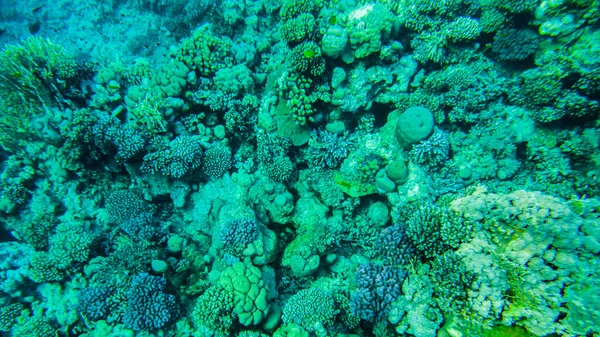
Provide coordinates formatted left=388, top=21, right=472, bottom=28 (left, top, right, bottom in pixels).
left=218, top=262, right=270, bottom=326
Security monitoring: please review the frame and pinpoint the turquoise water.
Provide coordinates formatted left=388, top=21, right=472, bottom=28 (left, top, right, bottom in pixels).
left=0, top=0, right=598, bottom=336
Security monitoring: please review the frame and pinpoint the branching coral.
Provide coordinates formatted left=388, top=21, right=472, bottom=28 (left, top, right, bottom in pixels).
left=0, top=37, right=83, bottom=151
left=123, top=272, right=179, bottom=331
left=282, top=288, right=338, bottom=332
left=305, top=130, right=357, bottom=169
left=350, top=263, right=406, bottom=322
left=141, top=135, right=204, bottom=178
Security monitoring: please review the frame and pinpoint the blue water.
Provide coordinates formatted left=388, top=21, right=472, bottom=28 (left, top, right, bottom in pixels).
left=0, top=0, right=598, bottom=336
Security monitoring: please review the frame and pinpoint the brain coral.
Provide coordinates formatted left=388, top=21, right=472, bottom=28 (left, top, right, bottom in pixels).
left=218, top=262, right=270, bottom=326
left=395, top=106, right=434, bottom=149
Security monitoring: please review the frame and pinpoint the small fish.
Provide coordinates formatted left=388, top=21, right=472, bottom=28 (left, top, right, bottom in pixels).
left=335, top=179, right=352, bottom=189
left=29, top=21, right=41, bottom=34
left=32, top=4, right=45, bottom=13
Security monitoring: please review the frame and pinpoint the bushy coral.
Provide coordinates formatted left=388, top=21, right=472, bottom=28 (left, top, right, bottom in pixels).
left=11, top=310, right=56, bottom=337
left=256, top=131, right=295, bottom=182
left=409, top=128, right=450, bottom=168
left=120, top=211, right=167, bottom=242
left=282, top=287, right=338, bottom=332
left=406, top=205, right=467, bottom=258
left=492, top=28, right=540, bottom=61
left=203, top=143, right=232, bottom=179
left=27, top=252, right=62, bottom=283
left=224, top=94, right=260, bottom=134
left=93, top=236, right=161, bottom=294
left=495, top=0, right=538, bottom=13
left=123, top=272, right=179, bottom=331
left=411, top=31, right=447, bottom=64
left=105, top=190, right=146, bottom=224
left=305, top=130, right=357, bottom=169
left=373, top=223, right=416, bottom=267
left=350, top=263, right=406, bottom=322
left=265, top=155, right=294, bottom=182
left=280, top=13, right=316, bottom=45
left=443, top=16, right=481, bottom=42
left=480, top=7, right=507, bottom=33
left=280, top=0, right=321, bottom=21
left=173, top=25, right=233, bottom=76
left=193, top=285, right=235, bottom=335
left=28, top=220, right=93, bottom=283
left=0, top=303, right=23, bottom=332
left=419, top=59, right=506, bottom=124
left=555, top=89, right=600, bottom=118
left=291, top=42, right=326, bottom=77
left=141, top=135, right=204, bottom=178
left=92, top=116, right=146, bottom=163
left=219, top=218, right=259, bottom=257
left=515, top=68, right=562, bottom=109
left=0, top=158, right=35, bottom=210
left=47, top=221, right=93, bottom=270
left=0, top=180, right=29, bottom=209
left=429, top=251, right=474, bottom=312
left=78, top=286, right=112, bottom=321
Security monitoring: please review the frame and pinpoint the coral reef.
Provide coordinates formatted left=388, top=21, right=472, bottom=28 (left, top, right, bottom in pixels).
left=0, top=0, right=598, bottom=336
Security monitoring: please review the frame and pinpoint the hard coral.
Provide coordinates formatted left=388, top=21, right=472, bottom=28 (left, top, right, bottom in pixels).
left=220, top=218, right=259, bottom=257
left=350, top=263, right=405, bottom=322
left=282, top=287, right=337, bottom=332
left=203, top=143, right=232, bottom=179
left=218, top=262, right=270, bottom=326
left=123, top=272, right=179, bottom=331
left=141, top=135, right=204, bottom=178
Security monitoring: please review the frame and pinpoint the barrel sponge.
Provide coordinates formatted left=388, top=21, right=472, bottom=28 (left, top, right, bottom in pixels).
left=395, top=106, right=434, bottom=149
left=218, top=262, right=270, bottom=326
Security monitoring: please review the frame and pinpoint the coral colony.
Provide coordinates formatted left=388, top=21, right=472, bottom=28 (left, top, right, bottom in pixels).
left=0, top=0, right=599, bottom=336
